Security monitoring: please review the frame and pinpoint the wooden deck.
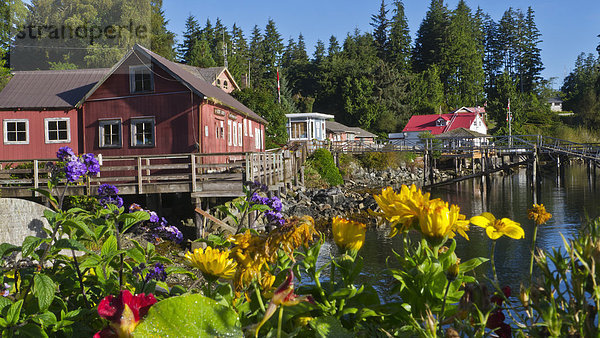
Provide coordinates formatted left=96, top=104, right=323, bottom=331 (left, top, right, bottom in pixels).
left=0, top=147, right=307, bottom=198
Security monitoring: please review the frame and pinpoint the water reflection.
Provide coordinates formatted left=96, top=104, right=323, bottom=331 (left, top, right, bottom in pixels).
left=355, top=164, right=600, bottom=296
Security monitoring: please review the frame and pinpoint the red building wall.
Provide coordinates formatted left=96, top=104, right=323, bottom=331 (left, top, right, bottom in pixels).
left=0, top=109, right=79, bottom=161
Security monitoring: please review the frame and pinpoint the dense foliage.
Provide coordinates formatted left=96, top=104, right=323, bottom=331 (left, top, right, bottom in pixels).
left=306, top=148, right=344, bottom=187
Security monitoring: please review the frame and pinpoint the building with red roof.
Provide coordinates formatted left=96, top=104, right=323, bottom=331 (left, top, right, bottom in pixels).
left=390, top=107, right=487, bottom=145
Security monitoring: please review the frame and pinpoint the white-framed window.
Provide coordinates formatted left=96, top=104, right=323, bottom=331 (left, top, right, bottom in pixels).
left=233, top=121, right=238, bottom=146
left=249, top=120, right=253, bottom=137
left=255, top=128, right=261, bottom=149
left=220, top=120, right=224, bottom=139
left=227, top=120, right=232, bottom=146
left=3, top=119, right=28, bottom=144
left=238, top=122, right=242, bottom=146
left=204, top=125, right=209, bottom=137
left=243, top=119, right=247, bottom=136
left=44, top=117, right=70, bottom=143
left=99, top=119, right=122, bottom=148
left=130, top=117, right=155, bottom=147
left=130, top=65, right=154, bottom=93
left=223, top=80, right=228, bottom=89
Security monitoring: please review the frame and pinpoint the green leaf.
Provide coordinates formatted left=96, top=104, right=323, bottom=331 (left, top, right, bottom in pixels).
left=62, top=220, right=95, bottom=238
left=33, top=274, right=56, bottom=311
left=126, top=247, right=145, bottom=264
left=54, top=239, right=92, bottom=254
left=14, top=322, right=49, bottom=337
left=133, top=294, right=242, bottom=337
left=101, top=235, right=118, bottom=258
left=7, top=299, right=23, bottom=325
left=308, top=316, right=352, bottom=338
left=33, top=189, right=58, bottom=209
left=119, top=211, right=150, bottom=232
left=459, top=257, right=489, bottom=273
left=32, top=311, right=57, bottom=327
left=21, top=236, right=46, bottom=258
left=0, top=243, right=19, bottom=258
left=0, top=296, right=12, bottom=312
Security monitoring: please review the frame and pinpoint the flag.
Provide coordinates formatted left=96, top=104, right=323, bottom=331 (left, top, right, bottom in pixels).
left=506, top=98, right=511, bottom=122
left=277, top=67, right=281, bottom=104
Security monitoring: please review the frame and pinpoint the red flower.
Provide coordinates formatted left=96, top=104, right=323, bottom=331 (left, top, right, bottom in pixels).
left=95, top=290, right=157, bottom=338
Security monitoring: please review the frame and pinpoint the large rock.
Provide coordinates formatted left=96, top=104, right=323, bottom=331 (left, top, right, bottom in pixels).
left=0, top=198, right=51, bottom=245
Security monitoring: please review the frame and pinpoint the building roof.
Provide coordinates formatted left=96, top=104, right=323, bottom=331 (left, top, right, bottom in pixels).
left=437, top=127, right=487, bottom=138
left=79, top=45, right=266, bottom=124
left=347, top=127, right=377, bottom=139
left=326, top=120, right=354, bottom=133
left=179, top=65, right=240, bottom=90
left=402, top=109, right=486, bottom=135
left=286, top=112, right=335, bottom=120
left=547, top=97, right=563, bottom=103
left=0, top=68, right=108, bottom=109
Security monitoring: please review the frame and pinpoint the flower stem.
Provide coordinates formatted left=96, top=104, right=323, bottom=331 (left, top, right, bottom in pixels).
left=440, top=278, right=451, bottom=320
left=254, top=282, right=266, bottom=313
left=70, top=248, right=89, bottom=308
left=529, top=223, right=539, bottom=284
left=277, top=306, right=283, bottom=338
left=491, top=240, right=498, bottom=283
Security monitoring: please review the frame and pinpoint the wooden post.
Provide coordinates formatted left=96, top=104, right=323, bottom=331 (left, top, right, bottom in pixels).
left=137, top=156, right=143, bottom=193
left=423, top=148, right=428, bottom=186
left=194, top=197, right=204, bottom=239
left=262, top=152, right=268, bottom=187
left=191, top=154, right=197, bottom=192
left=33, top=160, right=39, bottom=197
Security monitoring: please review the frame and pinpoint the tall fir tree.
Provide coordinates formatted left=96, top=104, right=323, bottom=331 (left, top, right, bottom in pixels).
left=519, top=7, right=544, bottom=93
left=412, top=0, right=449, bottom=72
left=178, top=15, right=201, bottom=63
left=387, top=0, right=412, bottom=71
left=441, top=0, right=484, bottom=108
left=327, top=35, right=341, bottom=57
left=294, top=33, right=308, bottom=63
left=228, top=23, right=248, bottom=85
left=370, top=0, right=389, bottom=59
left=150, top=0, right=175, bottom=60
left=562, top=53, right=600, bottom=125
left=189, top=38, right=216, bottom=67
left=248, top=25, right=263, bottom=89
left=313, top=39, right=326, bottom=64
left=259, top=19, right=284, bottom=89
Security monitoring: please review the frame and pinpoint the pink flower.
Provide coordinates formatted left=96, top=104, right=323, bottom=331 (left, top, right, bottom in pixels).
left=94, top=290, right=157, bottom=338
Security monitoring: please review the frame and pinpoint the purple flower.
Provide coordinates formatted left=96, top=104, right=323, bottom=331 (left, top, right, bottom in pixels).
left=268, top=197, right=283, bottom=212
left=265, top=210, right=285, bottom=226
left=163, top=225, right=183, bottom=243
left=2, top=283, right=9, bottom=297
left=56, top=146, right=75, bottom=162
left=98, top=184, right=119, bottom=197
left=82, top=153, right=100, bottom=175
left=64, top=159, right=87, bottom=182
left=100, top=196, right=123, bottom=208
left=145, top=263, right=167, bottom=282
left=148, top=211, right=159, bottom=223
left=250, top=193, right=269, bottom=206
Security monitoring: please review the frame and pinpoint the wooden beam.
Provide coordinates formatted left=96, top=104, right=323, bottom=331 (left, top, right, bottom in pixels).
left=194, top=207, right=237, bottom=234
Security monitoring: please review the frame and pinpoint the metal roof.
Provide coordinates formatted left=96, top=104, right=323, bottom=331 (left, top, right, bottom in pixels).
left=0, top=68, right=108, bottom=109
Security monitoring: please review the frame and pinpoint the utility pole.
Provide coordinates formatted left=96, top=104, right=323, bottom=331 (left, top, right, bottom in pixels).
left=507, top=98, right=512, bottom=147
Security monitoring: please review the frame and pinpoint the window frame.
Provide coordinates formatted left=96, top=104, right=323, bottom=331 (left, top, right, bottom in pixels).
left=129, top=65, right=154, bottom=94
left=99, top=119, right=122, bottom=148
left=3, top=119, right=29, bottom=145
left=130, top=117, right=156, bottom=148
left=44, top=117, right=71, bottom=144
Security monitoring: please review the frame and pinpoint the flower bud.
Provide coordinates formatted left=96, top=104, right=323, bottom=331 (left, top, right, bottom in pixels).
left=519, top=285, right=530, bottom=307
left=446, top=259, right=460, bottom=281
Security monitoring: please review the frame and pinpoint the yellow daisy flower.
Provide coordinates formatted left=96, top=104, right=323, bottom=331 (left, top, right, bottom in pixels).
left=470, top=212, right=524, bottom=240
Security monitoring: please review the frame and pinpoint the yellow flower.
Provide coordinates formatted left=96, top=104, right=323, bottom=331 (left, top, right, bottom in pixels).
left=528, top=204, right=552, bottom=225
left=331, top=217, right=366, bottom=252
left=372, top=185, right=432, bottom=237
left=470, top=212, right=524, bottom=240
left=417, top=200, right=470, bottom=240
left=184, top=246, right=237, bottom=280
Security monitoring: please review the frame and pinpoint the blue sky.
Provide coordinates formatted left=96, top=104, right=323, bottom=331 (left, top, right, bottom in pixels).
left=163, top=0, right=600, bottom=89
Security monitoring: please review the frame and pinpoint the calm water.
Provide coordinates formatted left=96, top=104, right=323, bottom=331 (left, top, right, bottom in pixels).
left=325, top=164, right=600, bottom=295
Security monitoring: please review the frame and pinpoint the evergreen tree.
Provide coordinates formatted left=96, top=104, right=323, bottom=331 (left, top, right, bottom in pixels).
left=189, top=38, right=216, bottom=67
left=313, top=39, right=326, bottom=64
left=259, top=19, right=283, bottom=89
left=412, top=0, right=449, bottom=72
left=562, top=53, right=600, bottom=125
left=410, top=65, right=444, bottom=114
left=370, top=0, right=389, bottom=59
left=294, top=33, right=308, bottom=63
left=477, top=8, right=502, bottom=93
left=281, top=37, right=296, bottom=69
left=212, top=18, right=231, bottom=67
left=150, top=0, right=175, bottom=60
left=497, top=8, right=522, bottom=77
left=248, top=25, right=263, bottom=88
left=228, top=23, right=248, bottom=85
left=387, top=0, right=411, bottom=71
left=327, top=35, right=341, bottom=57
left=441, top=0, right=484, bottom=108
left=519, top=7, right=544, bottom=93
left=233, top=87, right=288, bottom=147
left=178, top=15, right=201, bottom=63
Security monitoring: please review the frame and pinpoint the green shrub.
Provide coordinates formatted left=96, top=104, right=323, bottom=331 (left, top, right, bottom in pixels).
left=307, top=148, right=343, bottom=186
left=356, top=152, right=416, bottom=170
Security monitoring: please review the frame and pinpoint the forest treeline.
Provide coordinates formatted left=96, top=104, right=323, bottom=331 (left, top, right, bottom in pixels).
left=1, top=0, right=600, bottom=146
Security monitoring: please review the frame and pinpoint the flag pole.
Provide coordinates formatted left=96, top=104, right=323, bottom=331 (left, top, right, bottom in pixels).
left=277, top=67, right=281, bottom=104
left=507, top=98, right=512, bottom=147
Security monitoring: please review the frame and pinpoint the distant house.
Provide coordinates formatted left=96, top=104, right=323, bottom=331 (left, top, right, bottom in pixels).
left=0, top=44, right=266, bottom=161
left=179, top=65, right=240, bottom=94
left=392, top=107, right=487, bottom=145
left=548, top=97, right=563, bottom=112
left=347, top=127, right=376, bottom=143
left=286, top=113, right=333, bottom=142
left=326, top=121, right=355, bottom=141
left=437, top=127, right=488, bottom=147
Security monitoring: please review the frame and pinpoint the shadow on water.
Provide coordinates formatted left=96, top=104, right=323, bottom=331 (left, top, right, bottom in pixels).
left=340, top=163, right=600, bottom=299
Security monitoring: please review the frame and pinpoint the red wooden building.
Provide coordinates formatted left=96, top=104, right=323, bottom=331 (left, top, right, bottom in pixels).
left=0, top=44, right=266, bottom=161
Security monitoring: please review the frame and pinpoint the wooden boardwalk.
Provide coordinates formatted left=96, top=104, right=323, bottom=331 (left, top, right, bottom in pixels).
left=0, top=146, right=308, bottom=199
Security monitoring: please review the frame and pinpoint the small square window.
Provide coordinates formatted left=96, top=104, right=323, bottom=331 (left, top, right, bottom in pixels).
left=131, top=117, right=155, bottom=147
left=45, top=118, right=70, bottom=143
left=99, top=119, right=122, bottom=148
left=4, top=119, right=29, bottom=144
left=130, top=65, right=154, bottom=93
